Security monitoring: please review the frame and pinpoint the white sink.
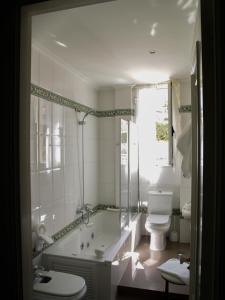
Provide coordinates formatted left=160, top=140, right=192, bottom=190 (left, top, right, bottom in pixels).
left=182, top=202, right=191, bottom=220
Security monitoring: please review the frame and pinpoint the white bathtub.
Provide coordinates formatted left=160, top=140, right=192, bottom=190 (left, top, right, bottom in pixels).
left=42, top=211, right=141, bottom=300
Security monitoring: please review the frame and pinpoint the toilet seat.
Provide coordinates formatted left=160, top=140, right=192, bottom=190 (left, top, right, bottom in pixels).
left=33, top=270, right=86, bottom=300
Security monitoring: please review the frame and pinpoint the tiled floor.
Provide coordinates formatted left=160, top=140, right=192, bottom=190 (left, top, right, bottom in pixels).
left=118, top=236, right=190, bottom=296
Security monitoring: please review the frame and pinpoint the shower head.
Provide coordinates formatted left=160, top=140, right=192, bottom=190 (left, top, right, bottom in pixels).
left=78, top=110, right=94, bottom=125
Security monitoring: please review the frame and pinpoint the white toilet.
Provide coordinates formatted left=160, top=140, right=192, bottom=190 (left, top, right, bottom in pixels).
left=145, top=191, right=173, bottom=251
left=33, top=270, right=87, bottom=300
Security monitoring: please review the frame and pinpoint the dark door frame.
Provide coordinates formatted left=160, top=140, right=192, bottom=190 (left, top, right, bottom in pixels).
left=4, top=0, right=224, bottom=299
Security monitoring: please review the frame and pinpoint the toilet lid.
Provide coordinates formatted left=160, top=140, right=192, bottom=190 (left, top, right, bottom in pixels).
left=33, top=270, right=86, bottom=297
left=147, top=214, right=170, bottom=224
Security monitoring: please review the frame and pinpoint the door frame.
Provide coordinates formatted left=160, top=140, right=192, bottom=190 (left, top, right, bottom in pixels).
left=4, top=0, right=224, bottom=299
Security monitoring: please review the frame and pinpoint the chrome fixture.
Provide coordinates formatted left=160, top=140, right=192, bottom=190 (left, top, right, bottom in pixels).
left=77, top=109, right=94, bottom=225
left=76, top=203, right=94, bottom=225
left=78, top=109, right=94, bottom=125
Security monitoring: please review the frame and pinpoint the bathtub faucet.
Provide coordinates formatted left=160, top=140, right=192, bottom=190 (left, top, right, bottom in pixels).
left=76, top=204, right=94, bottom=215
left=76, top=203, right=93, bottom=225
left=83, top=203, right=94, bottom=213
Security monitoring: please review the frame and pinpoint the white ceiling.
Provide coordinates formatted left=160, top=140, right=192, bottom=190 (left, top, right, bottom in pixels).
left=32, top=0, right=199, bottom=88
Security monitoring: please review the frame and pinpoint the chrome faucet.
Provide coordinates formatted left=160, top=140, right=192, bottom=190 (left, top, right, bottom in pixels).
left=76, top=203, right=93, bottom=225
left=76, top=203, right=93, bottom=214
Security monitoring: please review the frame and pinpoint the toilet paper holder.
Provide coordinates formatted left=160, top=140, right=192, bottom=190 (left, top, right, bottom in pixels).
left=32, top=223, right=54, bottom=252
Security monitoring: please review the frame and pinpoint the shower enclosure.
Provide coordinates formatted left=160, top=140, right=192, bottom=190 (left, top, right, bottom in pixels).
left=119, top=119, right=139, bottom=229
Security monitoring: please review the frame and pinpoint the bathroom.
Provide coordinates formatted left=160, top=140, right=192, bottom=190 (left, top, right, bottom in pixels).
left=29, top=0, right=200, bottom=299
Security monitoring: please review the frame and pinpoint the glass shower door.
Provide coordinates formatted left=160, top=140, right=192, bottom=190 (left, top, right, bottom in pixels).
left=120, top=119, right=129, bottom=229
left=129, top=121, right=139, bottom=221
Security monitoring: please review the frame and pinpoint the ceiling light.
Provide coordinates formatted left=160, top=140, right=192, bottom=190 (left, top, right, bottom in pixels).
left=149, top=50, right=156, bottom=54
left=55, top=40, right=68, bottom=48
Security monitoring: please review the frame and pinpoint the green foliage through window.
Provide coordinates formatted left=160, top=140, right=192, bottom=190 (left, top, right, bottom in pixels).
left=156, top=122, right=168, bottom=141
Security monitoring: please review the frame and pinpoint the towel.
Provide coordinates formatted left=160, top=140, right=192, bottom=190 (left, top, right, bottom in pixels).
left=177, top=121, right=192, bottom=178
left=157, top=258, right=190, bottom=285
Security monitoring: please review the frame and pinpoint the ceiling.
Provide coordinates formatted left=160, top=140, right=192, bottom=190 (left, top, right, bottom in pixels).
left=32, top=0, right=199, bottom=88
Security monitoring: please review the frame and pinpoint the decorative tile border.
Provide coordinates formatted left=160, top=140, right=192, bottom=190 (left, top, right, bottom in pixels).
left=179, top=105, right=192, bottom=113
left=32, top=204, right=137, bottom=258
left=31, top=83, right=95, bottom=115
left=96, top=109, right=135, bottom=118
left=32, top=203, right=181, bottom=258
left=31, top=83, right=134, bottom=118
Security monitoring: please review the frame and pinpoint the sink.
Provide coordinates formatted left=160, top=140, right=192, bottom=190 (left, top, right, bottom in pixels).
left=182, top=202, right=191, bottom=220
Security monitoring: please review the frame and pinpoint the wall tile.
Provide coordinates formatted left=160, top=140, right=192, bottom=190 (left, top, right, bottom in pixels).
left=30, top=135, right=38, bottom=172
left=52, top=103, right=64, bottom=136
left=53, top=204, right=65, bottom=234
left=64, top=107, right=77, bottom=137
left=39, top=98, right=52, bottom=135
left=39, top=170, right=53, bottom=207
left=31, top=171, right=40, bottom=212
left=30, top=96, right=39, bottom=135
left=38, top=135, right=52, bottom=170
left=52, top=169, right=65, bottom=203
left=31, top=47, right=39, bottom=85
left=64, top=137, right=76, bottom=166
left=31, top=46, right=99, bottom=242
left=40, top=51, right=53, bottom=90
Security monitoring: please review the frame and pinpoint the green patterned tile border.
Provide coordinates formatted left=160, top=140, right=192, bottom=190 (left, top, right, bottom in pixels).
left=96, top=109, right=135, bottom=118
left=32, top=203, right=182, bottom=258
left=179, top=105, right=192, bottom=113
left=33, top=204, right=181, bottom=258
left=31, top=83, right=96, bottom=115
left=31, top=83, right=134, bottom=118
left=32, top=205, right=99, bottom=258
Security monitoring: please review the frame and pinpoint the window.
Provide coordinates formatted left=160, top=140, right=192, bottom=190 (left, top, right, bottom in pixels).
left=137, top=83, right=172, bottom=167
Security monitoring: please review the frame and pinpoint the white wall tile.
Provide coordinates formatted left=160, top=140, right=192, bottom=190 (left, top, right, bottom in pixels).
left=30, top=135, right=38, bottom=172
left=31, top=172, right=40, bottom=212
left=31, top=47, right=99, bottom=239
left=39, top=51, right=53, bottom=90
left=65, top=200, right=76, bottom=225
left=64, top=137, right=76, bottom=166
left=38, top=135, right=52, bottom=170
left=52, top=169, right=65, bottom=202
left=30, top=96, right=39, bottom=135
left=39, top=99, right=52, bottom=135
left=52, top=142, right=64, bottom=169
left=64, top=107, right=76, bottom=137
left=52, top=204, right=65, bottom=234
left=52, top=103, right=64, bottom=136
left=39, top=170, right=53, bottom=208
left=31, top=47, right=39, bottom=85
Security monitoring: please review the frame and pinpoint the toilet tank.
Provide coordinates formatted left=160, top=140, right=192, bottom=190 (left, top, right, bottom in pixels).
left=148, top=191, right=173, bottom=215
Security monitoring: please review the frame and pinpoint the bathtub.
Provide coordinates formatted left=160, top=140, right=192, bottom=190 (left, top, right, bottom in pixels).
left=42, top=210, right=141, bottom=300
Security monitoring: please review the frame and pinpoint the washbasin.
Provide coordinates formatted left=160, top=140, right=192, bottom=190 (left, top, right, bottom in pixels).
left=182, top=202, right=191, bottom=220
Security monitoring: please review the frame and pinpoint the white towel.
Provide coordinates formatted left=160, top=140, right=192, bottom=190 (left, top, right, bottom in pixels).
left=177, top=121, right=192, bottom=178
left=157, top=258, right=190, bottom=285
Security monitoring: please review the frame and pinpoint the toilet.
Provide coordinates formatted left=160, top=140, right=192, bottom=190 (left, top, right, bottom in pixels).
left=145, top=191, right=173, bottom=251
left=33, top=270, right=87, bottom=300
